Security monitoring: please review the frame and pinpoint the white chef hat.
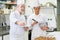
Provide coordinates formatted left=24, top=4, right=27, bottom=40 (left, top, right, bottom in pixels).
left=17, top=0, right=25, bottom=5
left=32, top=0, right=40, bottom=8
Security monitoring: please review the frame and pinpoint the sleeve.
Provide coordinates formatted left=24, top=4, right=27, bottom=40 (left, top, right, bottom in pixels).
left=42, top=16, right=48, bottom=25
left=38, top=15, right=48, bottom=27
left=43, top=16, right=48, bottom=23
left=10, top=12, right=18, bottom=24
left=26, top=16, right=32, bottom=30
left=39, top=15, right=48, bottom=24
left=22, top=15, right=26, bottom=23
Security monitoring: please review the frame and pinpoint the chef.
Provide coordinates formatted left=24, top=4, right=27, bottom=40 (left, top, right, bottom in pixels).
left=27, top=0, right=49, bottom=40
left=9, top=0, right=28, bottom=40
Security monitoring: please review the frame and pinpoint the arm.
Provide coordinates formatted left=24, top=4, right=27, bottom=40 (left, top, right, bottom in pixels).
left=40, top=17, right=49, bottom=31
left=10, top=12, right=25, bottom=27
left=31, top=19, right=38, bottom=26
left=26, top=17, right=33, bottom=30
left=15, top=21, right=25, bottom=27
left=26, top=18, right=38, bottom=30
left=40, top=24, right=49, bottom=31
left=16, top=15, right=26, bottom=27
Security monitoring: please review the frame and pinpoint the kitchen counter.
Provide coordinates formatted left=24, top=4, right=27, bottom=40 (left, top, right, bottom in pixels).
left=47, top=31, right=60, bottom=40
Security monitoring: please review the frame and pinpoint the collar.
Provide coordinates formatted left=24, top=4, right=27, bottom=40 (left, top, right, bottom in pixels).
left=15, top=10, right=22, bottom=15
left=34, top=13, right=41, bottom=17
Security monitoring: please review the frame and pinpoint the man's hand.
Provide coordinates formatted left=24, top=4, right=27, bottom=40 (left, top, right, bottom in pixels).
left=15, top=21, right=25, bottom=27
left=31, top=21, right=38, bottom=26
left=19, top=22, right=25, bottom=27
left=41, top=26, right=49, bottom=31
left=23, top=27, right=29, bottom=31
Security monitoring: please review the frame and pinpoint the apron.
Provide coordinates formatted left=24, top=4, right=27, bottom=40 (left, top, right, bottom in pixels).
left=27, top=14, right=47, bottom=40
left=10, top=10, right=26, bottom=40
left=31, top=24, right=46, bottom=40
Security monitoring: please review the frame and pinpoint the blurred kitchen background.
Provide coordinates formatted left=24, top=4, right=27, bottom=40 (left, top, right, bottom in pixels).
left=0, top=0, right=60, bottom=40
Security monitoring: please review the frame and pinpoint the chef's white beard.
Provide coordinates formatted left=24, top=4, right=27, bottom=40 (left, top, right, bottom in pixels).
left=20, top=11, right=25, bottom=15
left=17, top=9, right=25, bottom=15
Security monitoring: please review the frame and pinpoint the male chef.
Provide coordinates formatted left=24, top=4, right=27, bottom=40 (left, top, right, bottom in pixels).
left=10, top=0, right=28, bottom=40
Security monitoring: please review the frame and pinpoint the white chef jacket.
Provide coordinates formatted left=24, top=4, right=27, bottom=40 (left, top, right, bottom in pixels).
left=10, top=10, right=26, bottom=40
left=27, top=13, right=47, bottom=40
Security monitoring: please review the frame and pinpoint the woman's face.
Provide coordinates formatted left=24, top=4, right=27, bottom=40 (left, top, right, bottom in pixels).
left=34, top=7, right=40, bottom=15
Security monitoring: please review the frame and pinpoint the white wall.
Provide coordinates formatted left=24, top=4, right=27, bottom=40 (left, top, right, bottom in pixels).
left=39, top=0, right=57, bottom=6
left=25, top=0, right=57, bottom=16
left=25, top=0, right=57, bottom=29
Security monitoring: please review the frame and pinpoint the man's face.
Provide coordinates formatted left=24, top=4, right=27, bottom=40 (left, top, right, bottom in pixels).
left=34, top=6, right=40, bottom=15
left=20, top=4, right=25, bottom=12
left=18, top=4, right=25, bottom=13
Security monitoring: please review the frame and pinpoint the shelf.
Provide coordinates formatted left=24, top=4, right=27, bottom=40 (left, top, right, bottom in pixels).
left=0, top=1, right=16, bottom=5
left=0, top=1, right=6, bottom=4
left=5, top=2, right=17, bottom=5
